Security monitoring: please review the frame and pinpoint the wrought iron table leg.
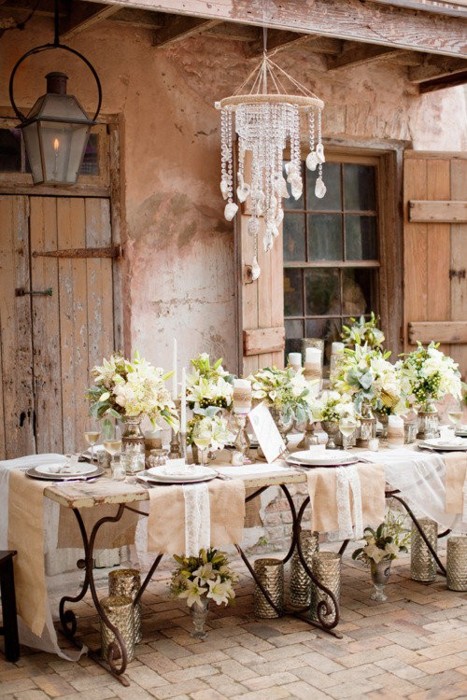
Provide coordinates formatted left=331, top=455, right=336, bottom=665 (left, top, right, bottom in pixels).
left=59, top=504, right=132, bottom=685
left=386, top=490, right=447, bottom=576
left=240, top=485, right=341, bottom=636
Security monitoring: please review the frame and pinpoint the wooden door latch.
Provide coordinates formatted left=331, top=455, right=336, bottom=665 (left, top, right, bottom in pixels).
left=15, top=287, right=53, bottom=297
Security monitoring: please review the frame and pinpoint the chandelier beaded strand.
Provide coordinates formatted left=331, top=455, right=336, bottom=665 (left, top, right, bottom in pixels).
left=215, top=52, right=326, bottom=280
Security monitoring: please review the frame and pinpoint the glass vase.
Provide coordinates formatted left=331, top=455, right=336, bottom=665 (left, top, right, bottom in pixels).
left=321, top=420, right=341, bottom=449
left=120, top=416, right=145, bottom=475
left=190, top=597, right=209, bottom=640
left=416, top=403, right=439, bottom=440
left=370, top=560, right=392, bottom=602
left=357, top=405, right=376, bottom=448
left=269, top=407, right=294, bottom=445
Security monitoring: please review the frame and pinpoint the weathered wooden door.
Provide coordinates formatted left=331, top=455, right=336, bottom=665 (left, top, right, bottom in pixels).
left=403, top=151, right=467, bottom=379
left=0, top=195, right=116, bottom=459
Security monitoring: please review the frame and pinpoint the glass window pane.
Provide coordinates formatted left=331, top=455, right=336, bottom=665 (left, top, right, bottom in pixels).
left=344, top=164, right=376, bottom=211
left=308, top=213, right=343, bottom=261
left=284, top=269, right=303, bottom=316
left=306, top=318, right=343, bottom=350
left=305, top=268, right=340, bottom=316
left=79, top=133, right=99, bottom=175
left=0, top=129, right=21, bottom=172
left=307, top=162, right=341, bottom=211
left=285, top=319, right=304, bottom=357
left=345, top=215, right=377, bottom=260
left=283, top=161, right=304, bottom=210
left=283, top=214, right=306, bottom=262
left=343, top=268, right=375, bottom=317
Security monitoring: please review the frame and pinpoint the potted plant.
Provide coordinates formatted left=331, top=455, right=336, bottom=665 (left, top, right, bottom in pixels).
left=170, top=548, right=238, bottom=639
left=352, top=510, right=410, bottom=602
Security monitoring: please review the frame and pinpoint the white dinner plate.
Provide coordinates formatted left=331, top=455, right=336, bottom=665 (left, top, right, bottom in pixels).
left=26, top=465, right=104, bottom=481
left=286, top=449, right=358, bottom=467
left=143, top=465, right=218, bottom=484
left=455, top=427, right=467, bottom=437
left=419, top=437, right=467, bottom=451
left=35, top=462, right=96, bottom=476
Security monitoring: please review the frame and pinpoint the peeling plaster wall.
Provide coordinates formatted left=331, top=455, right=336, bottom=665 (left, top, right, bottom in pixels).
left=2, top=18, right=466, bottom=375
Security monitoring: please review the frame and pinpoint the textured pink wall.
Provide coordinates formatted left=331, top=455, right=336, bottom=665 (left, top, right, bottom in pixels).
left=2, top=17, right=466, bottom=375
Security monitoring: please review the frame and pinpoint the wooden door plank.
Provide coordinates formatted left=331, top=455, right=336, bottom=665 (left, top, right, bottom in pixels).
left=0, top=196, right=35, bottom=458
left=409, top=200, right=467, bottom=222
left=427, top=159, right=451, bottom=355
left=241, top=214, right=261, bottom=376
left=403, top=157, right=428, bottom=350
left=408, top=321, right=467, bottom=344
left=85, top=198, right=114, bottom=375
left=30, top=198, right=62, bottom=454
left=243, top=327, right=285, bottom=356
left=450, top=158, right=467, bottom=378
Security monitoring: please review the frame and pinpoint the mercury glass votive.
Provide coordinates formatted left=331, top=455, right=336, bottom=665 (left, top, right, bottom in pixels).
left=446, top=536, right=467, bottom=592
left=108, top=568, right=142, bottom=643
left=411, top=518, right=438, bottom=582
left=100, top=595, right=135, bottom=662
left=253, top=558, right=284, bottom=619
left=289, top=531, right=320, bottom=608
left=310, top=551, right=341, bottom=623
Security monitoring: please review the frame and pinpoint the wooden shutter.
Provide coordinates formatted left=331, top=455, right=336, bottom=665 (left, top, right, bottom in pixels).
left=403, top=151, right=467, bottom=377
left=238, top=214, right=285, bottom=375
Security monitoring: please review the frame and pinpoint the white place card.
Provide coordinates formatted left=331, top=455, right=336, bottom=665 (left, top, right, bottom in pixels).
left=248, top=403, right=286, bottom=464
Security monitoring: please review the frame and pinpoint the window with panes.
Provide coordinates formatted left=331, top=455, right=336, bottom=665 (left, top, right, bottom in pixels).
left=283, top=155, right=380, bottom=364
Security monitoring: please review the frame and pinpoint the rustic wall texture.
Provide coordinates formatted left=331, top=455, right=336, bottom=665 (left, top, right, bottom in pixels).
left=2, top=17, right=467, bottom=376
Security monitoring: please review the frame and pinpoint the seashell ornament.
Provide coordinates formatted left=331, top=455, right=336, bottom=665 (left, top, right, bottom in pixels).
left=224, top=202, right=239, bottom=221
left=316, top=143, right=326, bottom=164
left=290, top=175, right=303, bottom=200
left=236, top=183, right=251, bottom=203
left=248, top=217, right=260, bottom=237
left=220, top=179, right=229, bottom=200
left=250, top=256, right=261, bottom=281
left=306, top=151, right=319, bottom=172
left=275, top=208, right=284, bottom=226
left=314, top=177, right=327, bottom=199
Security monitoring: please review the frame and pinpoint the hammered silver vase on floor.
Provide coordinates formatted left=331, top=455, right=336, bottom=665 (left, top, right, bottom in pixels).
left=253, top=558, right=284, bottom=619
left=310, top=551, right=341, bottom=623
left=108, top=568, right=142, bottom=643
left=446, top=536, right=467, bottom=591
left=289, top=531, right=319, bottom=608
left=411, top=518, right=438, bottom=582
left=100, top=595, right=135, bottom=662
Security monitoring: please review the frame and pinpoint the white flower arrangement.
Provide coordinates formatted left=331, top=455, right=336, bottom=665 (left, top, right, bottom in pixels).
left=189, top=408, right=233, bottom=451
left=248, top=366, right=317, bottom=423
left=87, top=351, right=178, bottom=428
left=341, top=312, right=385, bottom=349
left=352, top=511, right=410, bottom=565
left=313, top=390, right=355, bottom=423
left=333, top=344, right=403, bottom=415
left=186, top=353, right=234, bottom=409
left=170, top=548, right=238, bottom=608
left=396, top=342, right=462, bottom=411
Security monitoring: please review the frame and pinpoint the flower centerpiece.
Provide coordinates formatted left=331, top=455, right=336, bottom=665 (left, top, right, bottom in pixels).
left=186, top=353, right=234, bottom=409
left=248, top=366, right=317, bottom=430
left=396, top=341, right=462, bottom=413
left=170, top=548, right=238, bottom=638
left=341, top=311, right=385, bottom=349
left=87, top=352, right=178, bottom=473
left=313, top=389, right=356, bottom=447
left=87, top=351, right=178, bottom=427
left=186, top=354, right=234, bottom=459
left=352, top=510, right=410, bottom=602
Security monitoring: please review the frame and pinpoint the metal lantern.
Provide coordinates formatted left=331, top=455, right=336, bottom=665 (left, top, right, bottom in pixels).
left=8, top=0, right=101, bottom=186
left=19, top=72, right=94, bottom=185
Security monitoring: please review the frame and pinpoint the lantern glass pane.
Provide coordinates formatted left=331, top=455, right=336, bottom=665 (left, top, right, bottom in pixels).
left=39, top=122, right=90, bottom=184
left=22, top=122, right=44, bottom=183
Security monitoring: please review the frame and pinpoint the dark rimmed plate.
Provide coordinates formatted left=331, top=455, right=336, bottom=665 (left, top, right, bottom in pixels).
left=26, top=465, right=105, bottom=481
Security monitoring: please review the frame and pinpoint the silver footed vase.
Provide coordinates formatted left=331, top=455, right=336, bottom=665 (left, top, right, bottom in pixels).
left=370, top=559, right=392, bottom=602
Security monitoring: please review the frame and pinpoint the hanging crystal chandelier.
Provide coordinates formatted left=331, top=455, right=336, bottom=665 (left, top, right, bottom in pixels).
left=215, top=50, right=326, bottom=280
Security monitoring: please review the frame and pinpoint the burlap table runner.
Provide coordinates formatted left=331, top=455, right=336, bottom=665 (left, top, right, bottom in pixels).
left=8, top=470, right=48, bottom=636
left=306, top=462, right=386, bottom=535
left=147, top=478, right=245, bottom=554
left=444, top=452, right=467, bottom=515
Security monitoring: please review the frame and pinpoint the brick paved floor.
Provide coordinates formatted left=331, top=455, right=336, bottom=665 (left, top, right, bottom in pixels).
left=1, top=553, right=467, bottom=700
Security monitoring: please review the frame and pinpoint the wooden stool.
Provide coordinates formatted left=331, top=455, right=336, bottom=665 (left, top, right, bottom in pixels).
left=0, top=551, right=20, bottom=662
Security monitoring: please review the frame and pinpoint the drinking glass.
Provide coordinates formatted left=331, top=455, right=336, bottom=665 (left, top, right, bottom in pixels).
left=445, top=397, right=463, bottom=430
left=338, top=416, right=358, bottom=450
left=193, top=435, right=210, bottom=466
left=103, top=426, right=124, bottom=479
left=84, top=419, right=100, bottom=463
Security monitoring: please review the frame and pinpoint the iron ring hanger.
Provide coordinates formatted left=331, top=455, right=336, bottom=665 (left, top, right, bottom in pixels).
left=9, top=42, right=102, bottom=124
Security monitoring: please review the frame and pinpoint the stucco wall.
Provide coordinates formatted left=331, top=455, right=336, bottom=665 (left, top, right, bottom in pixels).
left=2, top=17, right=466, bottom=376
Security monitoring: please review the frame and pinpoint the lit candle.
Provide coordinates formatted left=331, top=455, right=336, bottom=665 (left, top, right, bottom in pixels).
left=233, top=378, right=252, bottom=415
left=288, top=352, right=302, bottom=370
left=331, top=342, right=344, bottom=355
left=180, top=367, right=187, bottom=434
left=172, top=338, right=178, bottom=399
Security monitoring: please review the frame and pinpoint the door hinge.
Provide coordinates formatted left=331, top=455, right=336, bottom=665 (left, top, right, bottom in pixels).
left=15, top=287, right=53, bottom=297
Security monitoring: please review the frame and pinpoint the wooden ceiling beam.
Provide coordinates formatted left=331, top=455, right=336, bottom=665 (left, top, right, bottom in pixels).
left=367, top=0, right=467, bottom=19
left=205, top=23, right=259, bottom=42
left=153, top=15, right=221, bottom=47
left=327, top=43, right=402, bottom=70
left=409, top=55, right=467, bottom=82
left=245, top=33, right=342, bottom=59
left=419, top=71, right=467, bottom=91
left=87, top=0, right=467, bottom=59
left=60, top=2, right=121, bottom=40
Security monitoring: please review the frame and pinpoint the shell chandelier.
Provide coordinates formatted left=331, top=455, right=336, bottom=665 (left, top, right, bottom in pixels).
left=215, top=51, right=326, bottom=280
